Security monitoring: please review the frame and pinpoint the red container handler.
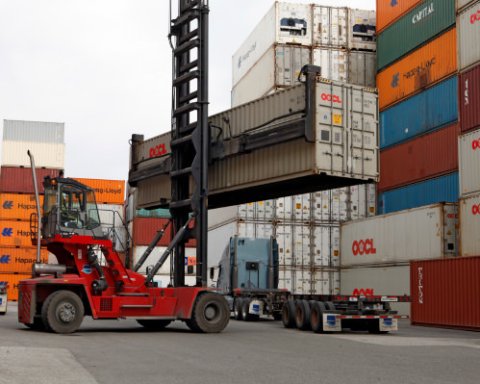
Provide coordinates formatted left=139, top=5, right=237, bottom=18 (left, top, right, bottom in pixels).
left=131, top=217, right=196, bottom=247
left=0, top=167, right=61, bottom=194
left=378, top=123, right=460, bottom=192
left=459, top=63, right=480, bottom=133
left=410, top=257, right=480, bottom=331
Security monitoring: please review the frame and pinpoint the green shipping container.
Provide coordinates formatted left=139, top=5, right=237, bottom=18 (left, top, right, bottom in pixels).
left=377, top=0, right=455, bottom=71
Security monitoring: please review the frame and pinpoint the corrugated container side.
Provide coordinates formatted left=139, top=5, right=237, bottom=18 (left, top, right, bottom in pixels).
left=457, top=1, right=480, bottom=71
left=340, top=203, right=457, bottom=267
left=348, top=50, right=376, bottom=88
left=0, top=194, right=44, bottom=221
left=459, top=192, right=480, bottom=256
left=0, top=273, right=30, bottom=301
left=377, top=0, right=455, bottom=71
left=377, top=28, right=457, bottom=110
left=341, top=265, right=410, bottom=315
left=376, top=0, right=422, bottom=33
left=132, top=217, right=196, bottom=247
left=0, top=220, right=36, bottom=248
left=312, top=6, right=348, bottom=47
left=312, top=48, right=349, bottom=83
left=348, top=9, right=376, bottom=51
left=411, top=257, right=480, bottom=330
left=73, top=178, right=125, bottom=205
left=457, top=0, right=477, bottom=11
left=0, top=167, right=61, bottom=194
left=0, top=248, right=49, bottom=273
left=379, top=123, right=460, bottom=192
left=459, top=63, right=480, bottom=133
left=378, top=172, right=459, bottom=214
left=458, top=127, right=480, bottom=196
left=380, top=76, right=458, bottom=148
left=2, top=120, right=64, bottom=143
left=279, top=266, right=340, bottom=295
left=1, top=141, right=65, bottom=169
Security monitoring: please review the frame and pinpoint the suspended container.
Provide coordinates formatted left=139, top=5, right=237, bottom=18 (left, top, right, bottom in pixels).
left=379, top=123, right=460, bottom=192
left=377, top=28, right=457, bottom=110
left=377, top=0, right=455, bottom=71
left=380, top=75, right=458, bottom=149
left=2, top=120, right=64, bottom=144
left=459, top=127, right=480, bottom=196
left=457, top=1, right=480, bottom=71
left=1, top=141, right=65, bottom=169
left=340, top=203, right=458, bottom=268
left=410, top=256, right=480, bottom=330
left=132, top=245, right=196, bottom=275
left=378, top=172, right=459, bottom=214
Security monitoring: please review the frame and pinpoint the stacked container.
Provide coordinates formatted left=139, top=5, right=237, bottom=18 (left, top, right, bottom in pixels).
left=0, top=119, right=64, bottom=300
left=340, top=203, right=458, bottom=315
left=376, top=0, right=459, bottom=214
left=237, top=185, right=377, bottom=295
left=457, top=0, right=480, bottom=257
left=231, top=2, right=377, bottom=107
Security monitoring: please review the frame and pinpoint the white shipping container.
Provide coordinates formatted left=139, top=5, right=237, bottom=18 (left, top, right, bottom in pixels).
left=237, top=221, right=274, bottom=239
left=348, top=50, right=376, bottom=88
left=232, top=2, right=312, bottom=86
left=132, top=246, right=196, bottom=275
left=2, top=119, right=64, bottom=143
left=97, top=204, right=127, bottom=253
left=208, top=221, right=238, bottom=268
left=1, top=140, right=64, bottom=169
left=340, top=265, right=410, bottom=315
left=231, top=44, right=311, bottom=107
left=280, top=266, right=340, bottom=295
left=312, top=7, right=376, bottom=51
left=255, top=200, right=275, bottom=221
left=312, top=48, right=349, bottom=83
left=459, top=127, right=480, bottom=196
left=458, top=1, right=480, bottom=71
left=208, top=206, right=238, bottom=229
left=457, top=0, right=477, bottom=11
left=340, top=203, right=458, bottom=267
left=459, top=192, right=480, bottom=256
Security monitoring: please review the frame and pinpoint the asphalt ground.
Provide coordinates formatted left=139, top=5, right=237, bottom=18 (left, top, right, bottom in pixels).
left=1, top=303, right=479, bottom=384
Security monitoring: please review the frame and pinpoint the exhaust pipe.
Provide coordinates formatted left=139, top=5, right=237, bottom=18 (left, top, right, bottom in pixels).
left=27, top=150, right=42, bottom=265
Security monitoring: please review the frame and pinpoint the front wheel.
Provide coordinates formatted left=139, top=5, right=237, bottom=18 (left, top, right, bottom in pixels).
left=186, top=293, right=229, bottom=333
left=41, top=290, right=85, bottom=334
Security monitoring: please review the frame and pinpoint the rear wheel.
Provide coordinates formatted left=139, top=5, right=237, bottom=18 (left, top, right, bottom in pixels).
left=186, top=293, right=229, bottom=333
left=241, top=299, right=251, bottom=321
left=310, top=301, right=327, bottom=333
left=295, top=300, right=311, bottom=330
left=137, top=319, right=171, bottom=330
left=233, top=298, right=244, bottom=320
left=281, top=300, right=296, bottom=328
left=41, top=290, right=84, bottom=334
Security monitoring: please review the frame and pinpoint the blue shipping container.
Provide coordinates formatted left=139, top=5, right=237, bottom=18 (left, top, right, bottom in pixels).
left=378, top=172, right=459, bottom=214
left=380, top=76, right=458, bottom=149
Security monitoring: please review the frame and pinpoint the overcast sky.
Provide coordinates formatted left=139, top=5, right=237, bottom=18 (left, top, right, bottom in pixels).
left=0, top=0, right=374, bottom=181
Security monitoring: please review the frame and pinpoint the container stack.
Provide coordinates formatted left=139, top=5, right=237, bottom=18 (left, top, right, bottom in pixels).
left=231, top=2, right=377, bottom=107
left=339, top=203, right=458, bottom=315
left=237, top=185, right=377, bottom=295
left=0, top=119, right=64, bottom=300
left=376, top=0, right=459, bottom=214
left=457, top=0, right=480, bottom=257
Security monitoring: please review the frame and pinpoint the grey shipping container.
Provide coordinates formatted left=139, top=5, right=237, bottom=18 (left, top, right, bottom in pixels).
left=457, top=0, right=480, bottom=71
left=2, top=120, right=65, bottom=144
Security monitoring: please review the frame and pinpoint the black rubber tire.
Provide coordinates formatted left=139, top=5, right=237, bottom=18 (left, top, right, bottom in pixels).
left=187, top=293, right=229, bottom=333
left=325, top=301, right=336, bottom=312
left=233, top=298, right=244, bottom=321
left=295, top=299, right=311, bottom=330
left=25, top=316, right=46, bottom=330
left=41, top=290, right=84, bottom=334
left=137, top=319, right=171, bottom=330
left=241, top=299, right=251, bottom=321
left=310, top=301, right=327, bottom=333
left=0, top=312, right=6, bottom=316
left=281, top=300, right=296, bottom=328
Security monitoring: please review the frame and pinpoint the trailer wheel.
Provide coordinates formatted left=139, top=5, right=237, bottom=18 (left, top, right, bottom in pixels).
left=325, top=301, right=336, bottom=312
left=25, top=316, right=45, bottom=330
left=233, top=299, right=244, bottom=321
left=137, top=320, right=171, bottom=330
left=41, top=290, right=84, bottom=334
left=187, top=293, right=229, bottom=333
left=310, top=301, right=327, bottom=333
left=241, top=299, right=251, bottom=321
left=295, top=300, right=311, bottom=330
left=281, top=300, right=296, bottom=328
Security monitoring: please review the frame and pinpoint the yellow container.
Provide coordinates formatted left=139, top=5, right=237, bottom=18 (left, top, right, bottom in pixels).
left=73, top=178, right=125, bottom=205
left=0, top=273, right=30, bottom=301
left=0, top=193, right=43, bottom=221
left=0, top=220, right=35, bottom=248
left=0, top=247, right=49, bottom=273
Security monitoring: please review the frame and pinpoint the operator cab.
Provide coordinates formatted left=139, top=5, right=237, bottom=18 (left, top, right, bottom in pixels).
left=42, top=177, right=105, bottom=239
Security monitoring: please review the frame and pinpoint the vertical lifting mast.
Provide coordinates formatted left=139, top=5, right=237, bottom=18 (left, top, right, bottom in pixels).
left=169, top=0, right=209, bottom=287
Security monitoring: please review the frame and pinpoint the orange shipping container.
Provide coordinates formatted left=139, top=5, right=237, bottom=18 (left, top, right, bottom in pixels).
left=0, top=220, right=35, bottom=248
left=73, top=178, right=125, bottom=205
left=0, top=273, right=30, bottom=301
left=377, top=28, right=457, bottom=111
left=376, top=0, right=422, bottom=33
left=0, top=193, right=43, bottom=221
left=0, top=247, right=49, bottom=273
